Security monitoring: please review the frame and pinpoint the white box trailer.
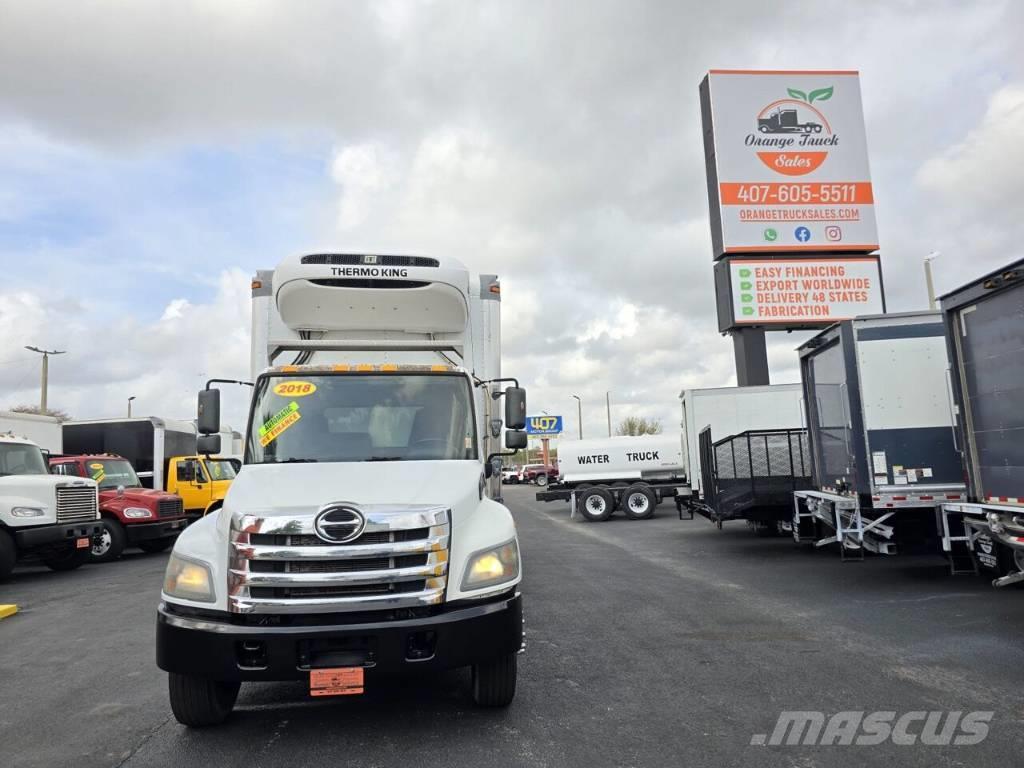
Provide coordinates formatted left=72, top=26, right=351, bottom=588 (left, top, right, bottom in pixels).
left=679, top=384, right=804, bottom=493
left=0, top=410, right=63, bottom=455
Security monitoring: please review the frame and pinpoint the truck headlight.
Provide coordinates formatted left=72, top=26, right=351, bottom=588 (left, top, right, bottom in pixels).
left=11, top=506, right=46, bottom=517
left=163, top=554, right=215, bottom=603
left=123, top=507, right=153, bottom=519
left=462, top=539, right=520, bottom=590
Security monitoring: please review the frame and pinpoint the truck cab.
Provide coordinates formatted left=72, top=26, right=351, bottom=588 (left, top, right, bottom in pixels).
left=165, top=455, right=236, bottom=519
left=157, top=253, right=527, bottom=727
left=50, top=454, right=187, bottom=562
left=0, top=434, right=101, bottom=580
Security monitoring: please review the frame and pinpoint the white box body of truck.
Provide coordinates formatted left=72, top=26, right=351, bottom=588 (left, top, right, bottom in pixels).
left=558, top=435, right=684, bottom=484
left=0, top=411, right=63, bottom=455
left=157, top=253, right=526, bottom=726
left=680, top=384, right=804, bottom=493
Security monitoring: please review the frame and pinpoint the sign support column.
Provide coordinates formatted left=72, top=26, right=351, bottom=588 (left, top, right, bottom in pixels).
left=732, top=328, right=769, bottom=386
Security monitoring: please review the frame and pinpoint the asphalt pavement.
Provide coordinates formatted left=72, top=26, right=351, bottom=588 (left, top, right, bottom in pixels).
left=2, top=484, right=1023, bottom=767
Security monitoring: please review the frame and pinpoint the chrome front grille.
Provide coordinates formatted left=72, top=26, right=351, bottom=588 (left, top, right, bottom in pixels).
left=158, top=498, right=184, bottom=518
left=56, top=485, right=99, bottom=524
left=228, top=505, right=450, bottom=614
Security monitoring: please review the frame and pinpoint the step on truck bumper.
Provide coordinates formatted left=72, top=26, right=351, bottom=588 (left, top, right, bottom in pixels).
left=156, top=592, right=523, bottom=682
left=125, top=518, right=188, bottom=543
left=14, top=521, right=103, bottom=549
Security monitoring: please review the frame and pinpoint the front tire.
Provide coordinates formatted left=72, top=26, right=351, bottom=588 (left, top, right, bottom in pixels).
left=168, top=673, right=240, bottom=727
left=578, top=487, right=614, bottom=522
left=91, top=518, right=127, bottom=563
left=472, top=652, right=517, bottom=707
left=42, top=544, right=90, bottom=572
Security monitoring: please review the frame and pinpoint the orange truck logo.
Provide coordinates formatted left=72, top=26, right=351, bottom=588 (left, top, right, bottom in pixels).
left=747, top=85, right=836, bottom=176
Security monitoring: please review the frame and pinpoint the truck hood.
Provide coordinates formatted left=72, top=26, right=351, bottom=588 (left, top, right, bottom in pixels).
left=99, top=487, right=175, bottom=504
left=223, top=461, right=484, bottom=516
left=0, top=474, right=96, bottom=526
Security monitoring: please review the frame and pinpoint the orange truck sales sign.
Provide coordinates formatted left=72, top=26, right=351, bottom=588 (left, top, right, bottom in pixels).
left=700, top=70, right=878, bottom=256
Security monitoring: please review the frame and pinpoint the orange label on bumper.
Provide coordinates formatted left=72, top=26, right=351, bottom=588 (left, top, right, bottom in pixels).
left=310, top=667, right=364, bottom=697
left=76, top=537, right=90, bottom=549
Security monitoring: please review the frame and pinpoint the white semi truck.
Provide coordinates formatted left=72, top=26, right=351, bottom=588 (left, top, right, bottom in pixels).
left=157, top=253, right=527, bottom=727
left=0, top=433, right=101, bottom=580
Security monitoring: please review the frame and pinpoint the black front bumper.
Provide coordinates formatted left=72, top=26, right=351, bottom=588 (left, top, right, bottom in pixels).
left=14, top=521, right=103, bottom=550
left=156, top=592, right=523, bottom=682
left=125, top=517, right=188, bottom=543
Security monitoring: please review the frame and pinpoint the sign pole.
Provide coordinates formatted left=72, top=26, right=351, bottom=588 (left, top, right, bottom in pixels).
left=732, top=328, right=770, bottom=386
left=541, top=438, right=550, bottom=470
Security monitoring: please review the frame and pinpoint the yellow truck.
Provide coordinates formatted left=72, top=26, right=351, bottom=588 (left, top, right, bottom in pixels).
left=62, top=418, right=238, bottom=519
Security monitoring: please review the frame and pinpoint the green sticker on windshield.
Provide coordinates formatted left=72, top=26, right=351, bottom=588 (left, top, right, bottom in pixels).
left=259, top=401, right=301, bottom=447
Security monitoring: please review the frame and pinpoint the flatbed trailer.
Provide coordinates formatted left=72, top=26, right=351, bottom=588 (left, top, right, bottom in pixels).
left=695, top=428, right=812, bottom=529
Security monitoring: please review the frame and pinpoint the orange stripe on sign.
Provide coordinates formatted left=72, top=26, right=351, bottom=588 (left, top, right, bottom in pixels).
left=719, top=182, right=875, bottom=205
left=724, top=245, right=880, bottom=253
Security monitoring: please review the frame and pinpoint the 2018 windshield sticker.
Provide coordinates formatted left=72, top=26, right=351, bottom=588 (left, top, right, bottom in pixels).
left=272, top=380, right=317, bottom=398
left=259, top=401, right=302, bottom=447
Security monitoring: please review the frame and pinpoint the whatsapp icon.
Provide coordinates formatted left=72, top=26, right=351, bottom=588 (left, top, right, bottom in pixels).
left=763, top=228, right=778, bottom=242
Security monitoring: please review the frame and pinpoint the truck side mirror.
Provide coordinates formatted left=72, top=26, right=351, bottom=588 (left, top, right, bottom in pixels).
left=197, top=434, right=221, bottom=456
left=504, top=387, right=526, bottom=430
left=197, top=388, right=221, bottom=435
left=505, top=430, right=527, bottom=450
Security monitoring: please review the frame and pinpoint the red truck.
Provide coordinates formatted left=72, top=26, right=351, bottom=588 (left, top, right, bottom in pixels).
left=49, top=454, right=188, bottom=563
left=519, top=463, right=559, bottom=487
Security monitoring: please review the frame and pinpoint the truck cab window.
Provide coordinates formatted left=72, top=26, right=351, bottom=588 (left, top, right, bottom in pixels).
left=246, top=373, right=478, bottom=465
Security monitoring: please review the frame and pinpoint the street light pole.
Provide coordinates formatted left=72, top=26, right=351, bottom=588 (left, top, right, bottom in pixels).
left=24, top=346, right=66, bottom=413
left=571, top=394, right=583, bottom=439
left=606, top=391, right=612, bottom=437
left=924, top=251, right=940, bottom=311
left=128, top=396, right=137, bottom=418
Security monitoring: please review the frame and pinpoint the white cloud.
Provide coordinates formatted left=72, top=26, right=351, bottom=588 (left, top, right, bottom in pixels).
left=0, top=270, right=252, bottom=429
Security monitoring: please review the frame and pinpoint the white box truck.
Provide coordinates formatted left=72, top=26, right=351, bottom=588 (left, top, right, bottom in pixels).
left=0, top=411, right=63, bottom=455
left=156, top=253, right=527, bottom=726
left=535, top=434, right=687, bottom=521
left=0, top=433, right=101, bottom=580
left=679, top=384, right=805, bottom=494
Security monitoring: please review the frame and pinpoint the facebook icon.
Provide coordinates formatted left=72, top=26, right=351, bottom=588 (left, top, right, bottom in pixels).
left=794, top=226, right=811, bottom=243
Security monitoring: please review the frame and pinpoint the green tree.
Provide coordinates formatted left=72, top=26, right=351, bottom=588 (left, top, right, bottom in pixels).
left=9, top=404, right=71, bottom=422
left=615, top=416, right=662, bottom=436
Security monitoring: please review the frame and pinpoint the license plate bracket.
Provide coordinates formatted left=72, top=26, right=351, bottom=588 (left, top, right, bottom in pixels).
left=310, top=666, right=364, bottom=697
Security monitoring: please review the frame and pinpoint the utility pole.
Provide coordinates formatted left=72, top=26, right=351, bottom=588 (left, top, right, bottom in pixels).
left=24, top=346, right=65, bottom=413
left=606, top=392, right=612, bottom=437
left=128, top=396, right=137, bottom=418
left=924, top=251, right=940, bottom=311
left=572, top=394, right=583, bottom=439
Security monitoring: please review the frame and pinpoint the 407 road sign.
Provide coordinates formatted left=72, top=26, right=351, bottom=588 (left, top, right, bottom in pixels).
left=715, top=256, right=884, bottom=330
left=526, top=415, right=563, bottom=436
left=700, top=70, right=878, bottom=256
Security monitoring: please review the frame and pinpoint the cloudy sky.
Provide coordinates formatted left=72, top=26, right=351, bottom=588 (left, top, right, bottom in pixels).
left=0, top=0, right=1021, bottom=439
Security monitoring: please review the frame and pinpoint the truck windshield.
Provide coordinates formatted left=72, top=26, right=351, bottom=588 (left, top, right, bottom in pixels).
left=87, top=459, right=142, bottom=489
left=204, top=459, right=237, bottom=481
left=246, top=373, right=478, bottom=464
left=0, top=443, right=49, bottom=476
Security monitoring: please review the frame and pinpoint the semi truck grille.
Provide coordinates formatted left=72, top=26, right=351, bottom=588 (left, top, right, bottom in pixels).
left=158, top=498, right=184, bottom=518
left=300, top=254, right=440, bottom=268
left=228, top=505, right=450, bottom=615
left=56, top=485, right=98, bottom=523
